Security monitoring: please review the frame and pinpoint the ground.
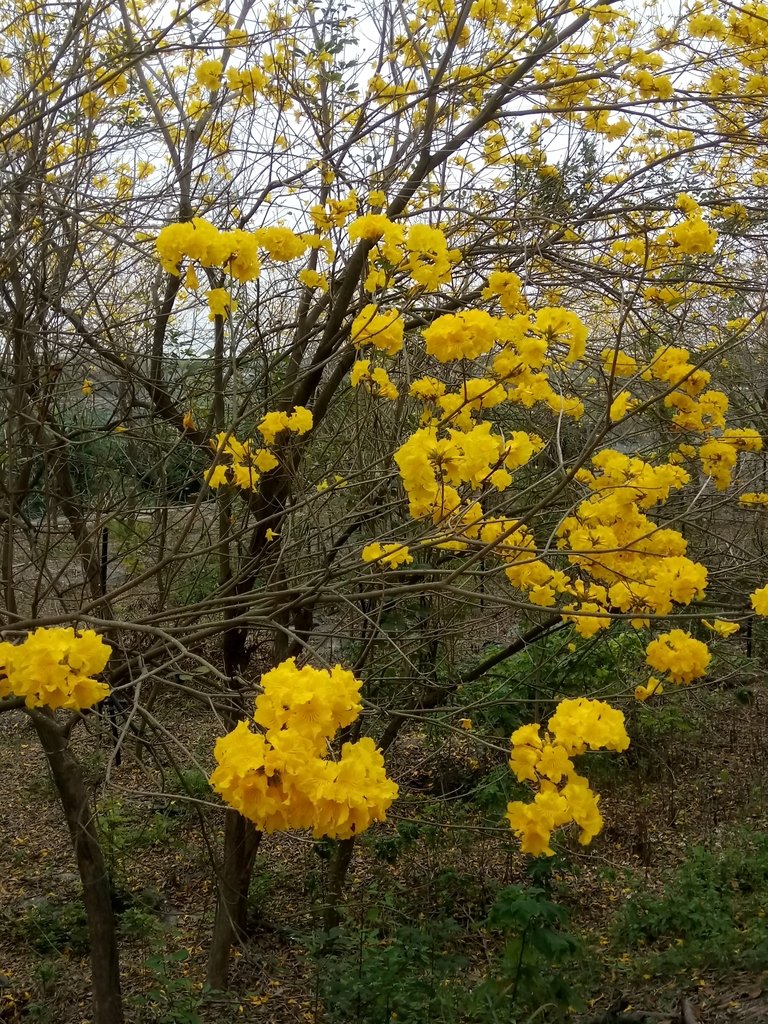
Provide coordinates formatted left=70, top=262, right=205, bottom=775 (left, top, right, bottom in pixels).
left=2, top=675, right=768, bottom=1023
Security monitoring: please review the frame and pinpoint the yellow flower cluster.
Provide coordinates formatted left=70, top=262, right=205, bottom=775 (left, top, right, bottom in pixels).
left=204, top=410, right=312, bottom=491
left=423, top=310, right=499, bottom=362
left=226, top=66, right=266, bottom=103
left=347, top=215, right=460, bottom=292
left=394, top=422, right=540, bottom=520
left=0, top=627, right=111, bottom=710
left=256, top=226, right=310, bottom=262
left=195, top=58, right=223, bottom=90
left=310, top=193, right=358, bottom=232
left=210, top=659, right=398, bottom=838
left=698, top=429, right=763, bottom=490
left=702, top=618, right=740, bottom=637
left=601, top=348, right=638, bottom=377
left=206, top=433, right=279, bottom=491
left=206, top=287, right=237, bottom=321
left=557, top=450, right=707, bottom=628
left=430, top=378, right=507, bottom=431
left=670, top=217, right=718, bottom=255
left=506, top=699, right=630, bottom=856
left=645, top=345, right=728, bottom=435
left=751, top=584, right=768, bottom=616
left=350, top=360, right=399, bottom=400
left=257, top=406, right=313, bottom=445
left=156, top=218, right=311, bottom=281
left=481, top=270, right=528, bottom=314
left=645, top=629, right=711, bottom=684
left=409, top=377, right=447, bottom=403
left=405, top=224, right=461, bottom=289
left=351, top=305, right=404, bottom=355
left=298, top=268, right=329, bottom=292
left=361, top=542, right=413, bottom=568
left=635, top=677, right=664, bottom=702
left=490, top=308, right=588, bottom=418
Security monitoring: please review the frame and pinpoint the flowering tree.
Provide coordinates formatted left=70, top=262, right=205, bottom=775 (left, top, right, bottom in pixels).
left=4, top=0, right=768, bottom=1014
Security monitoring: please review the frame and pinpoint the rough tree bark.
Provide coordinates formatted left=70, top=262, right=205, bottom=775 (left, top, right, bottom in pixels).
left=31, top=711, right=124, bottom=1024
left=207, top=810, right=261, bottom=989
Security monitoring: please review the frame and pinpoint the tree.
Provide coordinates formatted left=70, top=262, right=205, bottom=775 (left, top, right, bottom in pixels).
left=3, top=0, right=768, bottom=1014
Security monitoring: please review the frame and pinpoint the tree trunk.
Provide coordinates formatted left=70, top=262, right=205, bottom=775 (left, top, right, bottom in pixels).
left=32, top=712, right=124, bottom=1024
left=206, top=811, right=261, bottom=989
left=322, top=836, right=356, bottom=934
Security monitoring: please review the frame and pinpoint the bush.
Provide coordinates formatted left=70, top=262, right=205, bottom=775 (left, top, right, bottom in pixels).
left=15, top=899, right=90, bottom=955
left=613, top=830, right=768, bottom=969
left=317, top=884, right=581, bottom=1023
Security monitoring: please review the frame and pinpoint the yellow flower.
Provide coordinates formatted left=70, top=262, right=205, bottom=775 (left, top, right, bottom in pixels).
left=482, top=271, right=527, bottom=314
left=751, top=584, right=768, bottom=616
left=207, top=288, right=237, bottom=321
left=182, top=411, right=196, bottom=431
left=205, top=433, right=279, bottom=492
left=702, top=619, right=740, bottom=637
left=645, top=630, right=710, bottom=685
left=297, top=268, right=328, bottom=291
left=226, top=28, right=249, bottom=47
left=361, top=542, right=413, bottom=568
left=669, top=216, right=718, bottom=255
left=196, top=58, right=223, bottom=90
left=210, top=659, right=398, bottom=838
left=257, top=407, right=313, bottom=444
left=423, top=310, right=498, bottom=362
left=350, top=360, right=399, bottom=400
left=82, top=379, right=93, bottom=396
left=0, top=627, right=111, bottom=710
left=635, top=678, right=664, bottom=702
left=351, top=305, right=404, bottom=356
left=254, top=225, right=308, bottom=261
left=609, top=390, right=636, bottom=422
left=740, top=492, right=768, bottom=507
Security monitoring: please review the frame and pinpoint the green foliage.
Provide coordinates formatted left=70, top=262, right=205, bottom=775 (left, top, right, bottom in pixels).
left=367, top=820, right=423, bottom=863
left=169, top=554, right=219, bottom=607
left=15, top=899, right=90, bottom=955
left=457, top=627, right=646, bottom=735
left=173, top=767, right=213, bottom=801
left=317, top=917, right=466, bottom=1024
left=613, top=830, right=768, bottom=970
left=164, top=767, right=215, bottom=816
left=98, top=798, right=180, bottom=865
left=127, top=949, right=202, bottom=1024
left=471, top=763, right=527, bottom=818
left=119, top=905, right=164, bottom=941
left=467, top=885, right=581, bottom=1020
left=317, top=884, right=580, bottom=1023
left=631, top=697, right=701, bottom=745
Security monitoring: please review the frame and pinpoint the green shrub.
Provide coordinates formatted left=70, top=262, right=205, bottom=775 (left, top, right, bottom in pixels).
left=465, top=885, right=581, bottom=1021
left=127, top=949, right=202, bottom=1024
left=317, top=884, right=581, bottom=1023
left=317, top=918, right=466, bottom=1024
left=457, top=627, right=647, bottom=735
left=16, top=899, right=90, bottom=954
left=613, top=830, right=768, bottom=970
